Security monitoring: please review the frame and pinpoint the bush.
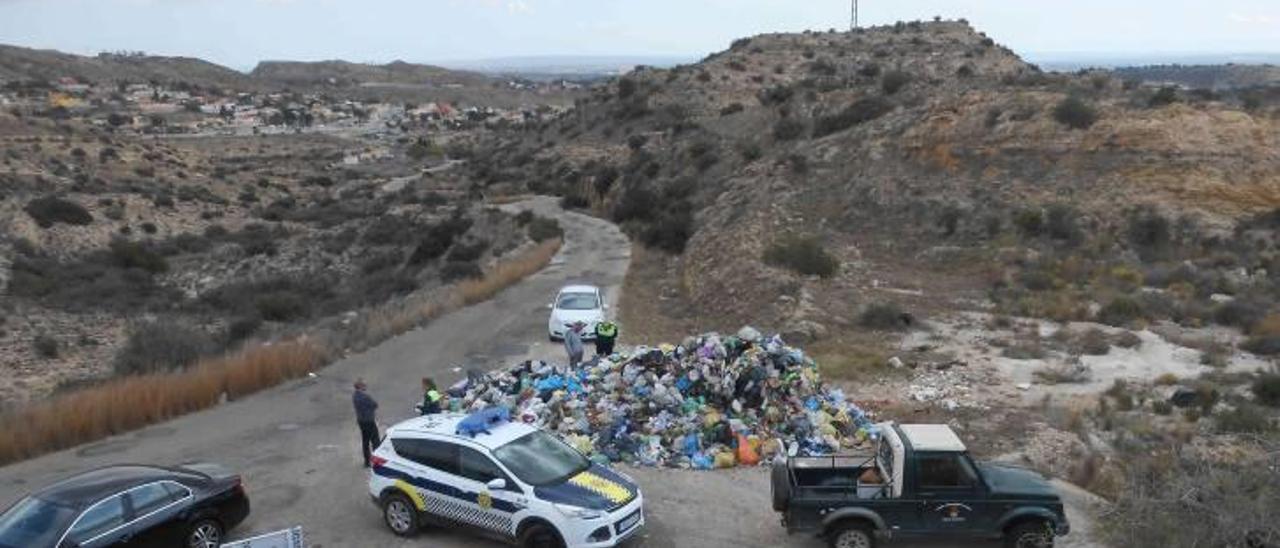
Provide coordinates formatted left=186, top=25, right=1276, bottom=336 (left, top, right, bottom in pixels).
left=1128, top=209, right=1171, bottom=260
left=1099, top=297, right=1145, bottom=326
left=758, top=84, right=794, bottom=106
left=1213, top=301, right=1265, bottom=330
left=612, top=187, right=659, bottom=223
left=881, top=70, right=912, bottom=95
left=24, top=196, right=93, bottom=228
left=1052, top=97, right=1098, bottom=129
left=1148, top=86, right=1179, bottom=108
left=813, top=97, right=894, bottom=137
left=617, top=77, right=638, bottom=99
left=773, top=117, right=806, bottom=141
left=1045, top=203, right=1081, bottom=243
left=859, top=302, right=912, bottom=330
left=1252, top=374, right=1280, bottom=407
left=114, top=321, right=213, bottom=375
left=720, top=103, right=745, bottom=116
left=528, top=216, right=564, bottom=243
left=559, top=193, right=589, bottom=209
left=407, top=215, right=473, bottom=265
left=514, top=210, right=535, bottom=226
left=1013, top=209, right=1044, bottom=237
left=1214, top=404, right=1274, bottom=434
left=763, top=235, right=840, bottom=278
left=640, top=204, right=694, bottom=253
left=108, top=239, right=168, bottom=274
left=441, top=260, right=483, bottom=282
left=1242, top=335, right=1280, bottom=355
left=33, top=334, right=59, bottom=359
left=225, top=316, right=262, bottom=343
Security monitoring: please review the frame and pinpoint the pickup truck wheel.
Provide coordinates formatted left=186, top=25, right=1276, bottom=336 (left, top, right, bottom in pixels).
left=827, top=522, right=875, bottom=548
left=1005, top=521, right=1054, bottom=548
left=770, top=461, right=791, bottom=511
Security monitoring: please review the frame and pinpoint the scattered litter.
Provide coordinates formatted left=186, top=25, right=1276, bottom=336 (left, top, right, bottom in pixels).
left=1016, top=382, right=1032, bottom=391
left=450, top=328, right=878, bottom=468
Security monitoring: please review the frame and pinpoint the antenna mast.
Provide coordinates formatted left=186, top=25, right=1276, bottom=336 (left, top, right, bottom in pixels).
left=851, top=0, right=859, bottom=30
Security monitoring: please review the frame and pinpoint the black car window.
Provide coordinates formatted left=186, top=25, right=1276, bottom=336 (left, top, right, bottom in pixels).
left=0, top=496, right=77, bottom=548
left=66, top=495, right=126, bottom=543
left=458, top=447, right=508, bottom=485
left=162, top=482, right=192, bottom=501
left=917, top=454, right=977, bottom=489
left=393, top=438, right=458, bottom=473
left=128, top=483, right=174, bottom=516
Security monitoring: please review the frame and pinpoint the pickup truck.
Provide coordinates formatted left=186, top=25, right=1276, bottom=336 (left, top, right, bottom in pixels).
left=771, top=423, right=1069, bottom=548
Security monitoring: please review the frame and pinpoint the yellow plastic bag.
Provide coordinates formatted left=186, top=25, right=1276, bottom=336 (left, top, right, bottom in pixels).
left=713, top=450, right=737, bottom=468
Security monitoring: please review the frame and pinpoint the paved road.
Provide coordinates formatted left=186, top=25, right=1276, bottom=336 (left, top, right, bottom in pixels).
left=0, top=197, right=1100, bottom=548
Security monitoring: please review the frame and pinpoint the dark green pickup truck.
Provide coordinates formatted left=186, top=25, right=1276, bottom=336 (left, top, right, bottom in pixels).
left=771, top=423, right=1070, bottom=548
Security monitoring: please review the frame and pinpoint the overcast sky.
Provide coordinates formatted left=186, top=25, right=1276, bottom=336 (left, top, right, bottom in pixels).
left=0, top=0, right=1277, bottom=70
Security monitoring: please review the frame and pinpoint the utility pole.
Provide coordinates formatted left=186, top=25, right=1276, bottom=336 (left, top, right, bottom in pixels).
left=851, top=0, right=859, bottom=30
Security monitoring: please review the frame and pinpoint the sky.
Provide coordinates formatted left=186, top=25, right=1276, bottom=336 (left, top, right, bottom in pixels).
left=0, top=0, right=1277, bottom=70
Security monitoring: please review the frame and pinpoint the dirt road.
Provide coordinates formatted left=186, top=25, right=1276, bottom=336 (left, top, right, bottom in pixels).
left=0, top=197, right=1101, bottom=548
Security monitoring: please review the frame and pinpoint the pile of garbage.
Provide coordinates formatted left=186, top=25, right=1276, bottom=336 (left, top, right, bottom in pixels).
left=449, top=327, right=879, bottom=469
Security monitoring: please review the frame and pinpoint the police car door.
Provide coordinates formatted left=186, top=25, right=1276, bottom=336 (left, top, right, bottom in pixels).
left=456, top=445, right=525, bottom=540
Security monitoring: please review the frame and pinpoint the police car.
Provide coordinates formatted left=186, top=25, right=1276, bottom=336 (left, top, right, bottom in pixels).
left=367, top=408, right=645, bottom=548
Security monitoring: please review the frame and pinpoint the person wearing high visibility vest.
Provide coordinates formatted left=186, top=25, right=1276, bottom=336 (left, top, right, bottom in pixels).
left=595, top=320, right=618, bottom=356
left=419, top=377, right=445, bottom=415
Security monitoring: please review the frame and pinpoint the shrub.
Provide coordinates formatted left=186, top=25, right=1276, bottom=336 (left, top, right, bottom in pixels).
left=255, top=292, right=309, bottom=322
left=1013, top=209, right=1044, bottom=237
left=446, top=240, right=488, bottom=262
left=1052, top=97, right=1098, bottom=130
left=33, top=334, right=59, bottom=359
left=1128, top=209, right=1171, bottom=260
left=812, top=97, right=894, bottom=137
left=1213, top=301, right=1265, bottom=330
left=758, top=84, right=794, bottom=106
left=763, top=235, right=840, bottom=278
left=114, top=321, right=214, bottom=375
left=858, top=63, right=882, bottom=78
left=24, top=196, right=93, bottom=228
left=225, top=316, right=262, bottom=343
left=1045, top=203, right=1081, bottom=243
left=1035, top=360, right=1092, bottom=384
left=108, top=239, right=168, bottom=274
left=1242, top=335, right=1280, bottom=355
left=612, top=187, right=659, bottom=223
left=1252, top=374, right=1280, bottom=406
left=1099, top=297, right=1145, bottom=326
left=407, top=215, right=473, bottom=265
left=859, top=302, right=912, bottom=330
left=1002, top=342, right=1046, bottom=360
left=441, top=260, right=483, bottom=282
left=559, top=193, right=589, bottom=209
left=881, top=70, right=912, bottom=95
left=1214, top=404, right=1274, bottom=434
left=527, top=216, right=563, bottom=243
left=1076, top=328, right=1112, bottom=356
left=773, top=117, right=806, bottom=141
left=640, top=204, right=694, bottom=253
left=617, top=77, right=638, bottom=99
left=514, top=210, right=535, bottom=226
left=1148, top=86, right=1179, bottom=108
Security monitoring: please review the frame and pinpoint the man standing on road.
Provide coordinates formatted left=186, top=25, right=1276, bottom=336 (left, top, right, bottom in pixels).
left=595, top=320, right=618, bottom=357
left=352, top=379, right=379, bottom=468
left=564, top=321, right=585, bottom=370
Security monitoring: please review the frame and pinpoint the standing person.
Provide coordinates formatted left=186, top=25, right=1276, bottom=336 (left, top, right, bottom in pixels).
left=564, top=321, right=585, bottom=370
left=352, top=379, right=379, bottom=468
left=595, top=320, right=618, bottom=357
left=419, top=377, right=444, bottom=415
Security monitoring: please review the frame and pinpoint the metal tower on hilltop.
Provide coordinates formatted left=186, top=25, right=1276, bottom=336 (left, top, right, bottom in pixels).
left=851, top=0, right=859, bottom=30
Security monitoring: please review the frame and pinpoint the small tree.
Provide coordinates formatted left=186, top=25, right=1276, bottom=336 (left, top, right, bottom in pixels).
left=881, top=70, right=912, bottom=95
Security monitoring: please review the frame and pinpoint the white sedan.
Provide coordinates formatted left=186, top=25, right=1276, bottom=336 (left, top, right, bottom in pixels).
left=547, top=285, right=607, bottom=341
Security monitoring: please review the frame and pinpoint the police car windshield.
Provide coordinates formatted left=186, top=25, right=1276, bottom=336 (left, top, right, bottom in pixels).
left=0, top=496, right=77, bottom=548
left=556, top=293, right=599, bottom=311
left=493, top=431, right=590, bottom=486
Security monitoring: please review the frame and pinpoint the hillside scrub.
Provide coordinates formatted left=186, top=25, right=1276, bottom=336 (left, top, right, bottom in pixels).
left=115, top=320, right=215, bottom=376
left=813, top=97, right=894, bottom=137
left=763, top=235, right=840, bottom=278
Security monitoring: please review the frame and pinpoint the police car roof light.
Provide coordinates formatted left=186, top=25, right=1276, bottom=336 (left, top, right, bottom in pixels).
left=457, top=407, right=511, bottom=437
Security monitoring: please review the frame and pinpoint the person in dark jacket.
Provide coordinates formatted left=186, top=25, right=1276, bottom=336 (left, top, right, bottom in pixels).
left=594, top=320, right=618, bottom=357
left=352, top=379, right=379, bottom=468
left=419, top=377, right=444, bottom=415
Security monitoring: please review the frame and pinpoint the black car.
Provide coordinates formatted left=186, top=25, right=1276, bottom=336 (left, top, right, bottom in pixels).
left=0, top=463, right=250, bottom=548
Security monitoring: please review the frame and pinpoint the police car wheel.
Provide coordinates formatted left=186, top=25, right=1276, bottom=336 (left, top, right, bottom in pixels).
left=518, top=523, right=564, bottom=548
left=383, top=493, right=419, bottom=537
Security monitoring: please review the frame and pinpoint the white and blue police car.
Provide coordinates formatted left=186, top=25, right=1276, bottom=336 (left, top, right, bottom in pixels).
left=368, top=408, right=645, bottom=548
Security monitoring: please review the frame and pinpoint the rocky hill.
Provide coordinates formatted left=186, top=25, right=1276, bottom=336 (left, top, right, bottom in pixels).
left=1112, top=63, right=1280, bottom=90
left=250, top=59, right=490, bottom=88
left=475, top=20, right=1280, bottom=338
left=0, top=44, right=255, bottom=89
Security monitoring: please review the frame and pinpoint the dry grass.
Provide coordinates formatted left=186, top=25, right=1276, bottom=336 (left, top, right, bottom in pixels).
left=0, top=340, right=327, bottom=464
left=0, top=238, right=563, bottom=465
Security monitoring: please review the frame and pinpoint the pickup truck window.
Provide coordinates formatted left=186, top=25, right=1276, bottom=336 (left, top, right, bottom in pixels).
left=917, top=454, right=978, bottom=489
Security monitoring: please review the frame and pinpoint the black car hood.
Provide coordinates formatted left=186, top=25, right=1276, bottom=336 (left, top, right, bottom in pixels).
left=980, top=463, right=1060, bottom=500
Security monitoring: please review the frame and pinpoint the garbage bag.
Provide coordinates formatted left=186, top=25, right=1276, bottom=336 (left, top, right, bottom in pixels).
left=713, top=450, right=737, bottom=469
left=736, top=434, right=760, bottom=466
